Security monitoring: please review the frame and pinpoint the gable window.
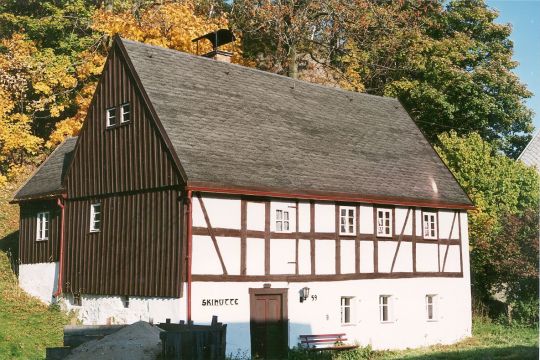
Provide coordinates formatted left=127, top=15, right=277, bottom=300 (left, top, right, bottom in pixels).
left=36, top=212, right=50, bottom=241
left=423, top=212, right=437, bottom=239
left=426, top=294, right=438, bottom=321
left=120, top=103, right=130, bottom=123
left=275, top=209, right=290, bottom=232
left=106, top=107, right=117, bottom=127
left=376, top=209, right=392, bottom=237
left=89, top=203, right=101, bottom=232
left=339, top=206, right=356, bottom=235
left=341, top=296, right=355, bottom=325
left=379, top=295, right=393, bottom=322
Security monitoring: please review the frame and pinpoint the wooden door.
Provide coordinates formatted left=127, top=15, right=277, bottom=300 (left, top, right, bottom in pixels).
left=249, top=288, right=288, bottom=359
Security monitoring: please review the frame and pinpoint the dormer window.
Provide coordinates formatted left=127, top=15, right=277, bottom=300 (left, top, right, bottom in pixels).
left=106, top=107, right=117, bottom=127
left=120, top=103, right=130, bottom=123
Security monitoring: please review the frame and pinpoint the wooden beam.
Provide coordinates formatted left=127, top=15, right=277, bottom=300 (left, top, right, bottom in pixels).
left=240, top=199, right=247, bottom=275
left=390, top=208, right=411, bottom=273
left=441, top=211, right=457, bottom=272
left=195, top=193, right=228, bottom=275
left=265, top=201, right=270, bottom=275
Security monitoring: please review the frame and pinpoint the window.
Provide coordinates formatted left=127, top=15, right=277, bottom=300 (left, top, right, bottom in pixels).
left=339, top=206, right=356, bottom=235
left=90, top=203, right=101, bottom=232
left=341, top=296, right=355, bottom=325
left=36, top=212, right=50, bottom=241
left=423, top=212, right=437, bottom=239
left=376, top=209, right=392, bottom=237
left=426, top=294, right=438, bottom=321
left=379, top=295, right=393, bottom=322
left=106, top=107, right=117, bottom=127
left=72, top=293, right=82, bottom=306
left=275, top=209, right=290, bottom=232
left=120, top=103, right=130, bottom=123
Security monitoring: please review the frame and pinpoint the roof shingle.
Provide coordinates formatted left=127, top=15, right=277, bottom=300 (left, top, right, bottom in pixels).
left=122, top=39, right=471, bottom=207
left=14, top=137, right=77, bottom=200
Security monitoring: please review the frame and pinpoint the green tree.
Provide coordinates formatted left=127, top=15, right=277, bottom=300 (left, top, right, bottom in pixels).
left=435, top=131, right=539, bottom=301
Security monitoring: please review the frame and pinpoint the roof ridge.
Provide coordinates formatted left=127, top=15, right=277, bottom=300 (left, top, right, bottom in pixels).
left=119, top=37, right=400, bottom=104
left=518, top=129, right=540, bottom=161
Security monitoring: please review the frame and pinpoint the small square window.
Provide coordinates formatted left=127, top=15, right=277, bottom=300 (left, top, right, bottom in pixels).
left=339, top=206, right=356, bottom=235
left=379, top=295, right=393, bottom=322
left=376, top=209, right=392, bottom=237
left=106, top=107, right=117, bottom=127
left=423, top=212, right=437, bottom=239
left=120, top=103, right=130, bottom=123
left=275, top=209, right=291, bottom=232
left=90, top=203, right=101, bottom=232
left=36, top=211, right=50, bottom=241
left=426, top=294, right=438, bottom=321
left=341, top=296, right=355, bottom=325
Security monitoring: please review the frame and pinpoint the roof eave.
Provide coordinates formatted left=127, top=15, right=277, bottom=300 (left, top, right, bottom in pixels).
left=10, top=191, right=66, bottom=204
left=186, top=182, right=475, bottom=210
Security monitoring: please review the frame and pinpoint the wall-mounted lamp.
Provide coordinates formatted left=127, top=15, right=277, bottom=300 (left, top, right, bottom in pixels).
left=300, top=287, right=310, bottom=303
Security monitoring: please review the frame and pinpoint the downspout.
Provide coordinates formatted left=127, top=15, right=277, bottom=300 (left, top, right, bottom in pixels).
left=53, top=195, right=66, bottom=298
left=186, top=190, right=193, bottom=322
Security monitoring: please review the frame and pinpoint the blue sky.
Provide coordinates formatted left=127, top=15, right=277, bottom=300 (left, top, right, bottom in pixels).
left=487, top=0, right=540, bottom=131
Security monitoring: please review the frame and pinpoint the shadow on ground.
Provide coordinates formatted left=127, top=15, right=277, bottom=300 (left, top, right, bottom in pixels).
left=395, top=345, right=539, bottom=360
left=0, top=230, right=19, bottom=275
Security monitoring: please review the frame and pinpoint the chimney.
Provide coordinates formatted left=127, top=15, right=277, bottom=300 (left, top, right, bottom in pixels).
left=192, top=29, right=236, bottom=63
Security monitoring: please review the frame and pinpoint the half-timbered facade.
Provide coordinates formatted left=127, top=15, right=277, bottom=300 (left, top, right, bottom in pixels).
left=14, top=35, right=474, bottom=355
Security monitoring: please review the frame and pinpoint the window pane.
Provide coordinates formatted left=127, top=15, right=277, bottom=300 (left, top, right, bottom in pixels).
left=284, top=221, right=289, bottom=231
left=341, top=209, right=347, bottom=216
left=276, top=210, right=282, bottom=220
left=349, top=225, right=353, bottom=233
left=284, top=211, right=289, bottom=220
left=276, top=222, right=282, bottom=231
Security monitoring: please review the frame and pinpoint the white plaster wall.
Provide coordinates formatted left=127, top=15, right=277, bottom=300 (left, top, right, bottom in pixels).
left=247, top=202, right=265, bottom=231
left=441, top=245, right=461, bottom=272
left=298, top=201, right=310, bottom=232
left=246, top=238, right=265, bottom=275
left=395, top=207, right=413, bottom=235
left=359, top=241, right=374, bottom=273
left=298, top=239, right=311, bottom=274
left=377, top=242, right=397, bottom=273
left=63, top=292, right=186, bottom=325
left=217, top=237, right=241, bottom=275
left=270, top=200, right=296, bottom=232
left=189, top=276, right=471, bottom=355
left=415, top=209, right=422, bottom=236
left=340, top=240, right=356, bottom=274
left=192, top=196, right=241, bottom=229
left=192, top=235, right=223, bottom=275
left=270, top=239, right=296, bottom=274
left=18, top=262, right=58, bottom=304
left=315, top=240, right=335, bottom=274
left=416, top=244, right=439, bottom=272
left=393, top=242, right=413, bottom=273
left=314, top=204, right=334, bottom=233
left=360, top=205, right=374, bottom=233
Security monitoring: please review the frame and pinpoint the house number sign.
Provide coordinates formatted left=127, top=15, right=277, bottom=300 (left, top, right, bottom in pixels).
left=201, top=298, right=239, bottom=306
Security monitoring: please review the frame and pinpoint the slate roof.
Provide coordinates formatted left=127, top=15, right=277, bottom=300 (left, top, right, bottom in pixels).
left=14, top=137, right=77, bottom=200
left=121, top=39, right=471, bottom=207
left=519, top=131, right=540, bottom=172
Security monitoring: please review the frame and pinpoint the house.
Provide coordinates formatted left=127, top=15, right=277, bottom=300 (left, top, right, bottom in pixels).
left=13, top=35, right=474, bottom=357
left=519, top=131, right=540, bottom=172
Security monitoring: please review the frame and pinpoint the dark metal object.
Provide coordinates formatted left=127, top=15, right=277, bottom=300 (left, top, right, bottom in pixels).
left=158, top=316, right=227, bottom=360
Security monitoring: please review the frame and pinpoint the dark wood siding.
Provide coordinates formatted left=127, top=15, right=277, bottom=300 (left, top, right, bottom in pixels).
left=65, top=45, right=181, bottom=199
left=19, top=200, right=61, bottom=264
left=63, top=189, right=183, bottom=297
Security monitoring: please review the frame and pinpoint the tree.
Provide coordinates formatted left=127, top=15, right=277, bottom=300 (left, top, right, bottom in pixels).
left=435, top=131, right=539, bottom=300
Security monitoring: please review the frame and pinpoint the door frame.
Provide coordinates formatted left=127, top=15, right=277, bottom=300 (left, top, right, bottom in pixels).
left=249, top=287, right=289, bottom=358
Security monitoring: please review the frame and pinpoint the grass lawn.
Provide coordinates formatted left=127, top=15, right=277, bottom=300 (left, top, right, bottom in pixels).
left=0, top=252, right=71, bottom=360
left=289, top=319, right=538, bottom=360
